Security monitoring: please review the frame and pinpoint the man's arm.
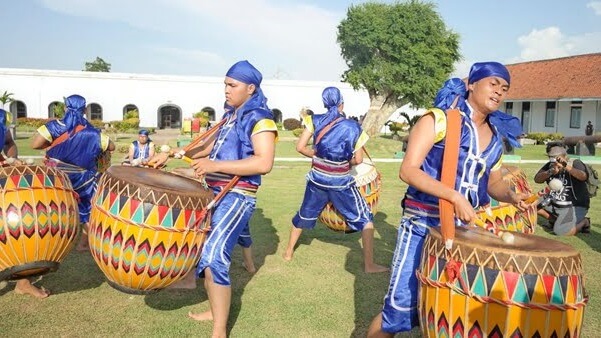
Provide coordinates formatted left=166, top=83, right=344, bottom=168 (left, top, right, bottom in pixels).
left=4, top=130, right=18, bottom=158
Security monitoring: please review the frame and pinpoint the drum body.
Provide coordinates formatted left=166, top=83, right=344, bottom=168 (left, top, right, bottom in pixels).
left=418, top=226, right=587, bottom=338
left=476, top=165, right=538, bottom=234
left=88, top=166, right=213, bottom=294
left=318, top=158, right=381, bottom=233
left=0, top=165, right=79, bottom=280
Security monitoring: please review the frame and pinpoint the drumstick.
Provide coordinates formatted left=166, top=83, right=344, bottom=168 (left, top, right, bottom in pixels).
left=474, top=218, right=515, bottom=244
left=192, top=175, right=240, bottom=229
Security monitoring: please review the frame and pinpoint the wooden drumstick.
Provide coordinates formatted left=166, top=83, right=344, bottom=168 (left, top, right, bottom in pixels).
left=474, top=217, right=515, bottom=244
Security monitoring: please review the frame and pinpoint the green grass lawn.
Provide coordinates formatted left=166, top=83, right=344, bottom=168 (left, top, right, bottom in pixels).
left=2, top=133, right=600, bottom=337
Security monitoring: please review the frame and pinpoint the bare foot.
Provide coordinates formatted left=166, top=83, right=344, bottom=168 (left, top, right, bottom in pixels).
left=75, top=235, right=89, bottom=252
left=14, top=279, right=50, bottom=299
left=188, top=310, right=213, bottom=321
left=242, top=261, right=256, bottom=274
left=167, top=272, right=197, bottom=289
left=364, top=263, right=389, bottom=274
left=282, top=251, right=294, bottom=262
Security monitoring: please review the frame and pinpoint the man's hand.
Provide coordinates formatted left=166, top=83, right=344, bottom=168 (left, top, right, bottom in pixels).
left=147, top=152, right=169, bottom=168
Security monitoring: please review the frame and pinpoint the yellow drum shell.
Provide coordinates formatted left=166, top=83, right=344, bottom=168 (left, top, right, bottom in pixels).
left=88, top=166, right=213, bottom=294
left=318, top=159, right=381, bottom=233
left=418, top=226, right=587, bottom=337
left=476, top=165, right=538, bottom=234
left=0, top=165, right=79, bottom=280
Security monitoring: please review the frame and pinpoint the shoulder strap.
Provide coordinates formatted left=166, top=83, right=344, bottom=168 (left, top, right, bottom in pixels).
left=315, top=117, right=343, bottom=145
left=439, top=108, right=462, bottom=249
left=45, top=124, right=86, bottom=153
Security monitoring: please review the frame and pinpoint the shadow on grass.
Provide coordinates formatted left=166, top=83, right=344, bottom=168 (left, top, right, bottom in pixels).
left=283, top=209, right=398, bottom=337
left=141, top=207, right=279, bottom=334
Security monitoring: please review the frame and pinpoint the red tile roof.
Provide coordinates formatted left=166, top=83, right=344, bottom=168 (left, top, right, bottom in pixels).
left=505, top=53, right=601, bottom=100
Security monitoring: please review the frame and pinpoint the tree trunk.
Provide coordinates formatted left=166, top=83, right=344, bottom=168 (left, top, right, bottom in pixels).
left=361, top=94, right=399, bottom=137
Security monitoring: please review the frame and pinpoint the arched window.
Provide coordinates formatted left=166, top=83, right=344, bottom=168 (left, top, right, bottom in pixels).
left=48, top=101, right=63, bottom=119
left=87, top=103, right=103, bottom=121
left=9, top=100, right=27, bottom=120
left=123, top=104, right=139, bottom=119
left=201, top=106, right=216, bottom=121
left=157, top=104, right=182, bottom=129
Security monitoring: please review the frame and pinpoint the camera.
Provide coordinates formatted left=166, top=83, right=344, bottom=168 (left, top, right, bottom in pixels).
left=549, top=158, right=557, bottom=163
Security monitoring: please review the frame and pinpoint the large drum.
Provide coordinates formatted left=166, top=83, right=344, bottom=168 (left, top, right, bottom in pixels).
left=476, top=165, right=538, bottom=234
left=418, top=226, right=587, bottom=337
left=88, top=166, right=213, bottom=294
left=0, top=165, right=79, bottom=280
left=318, top=158, right=381, bottom=233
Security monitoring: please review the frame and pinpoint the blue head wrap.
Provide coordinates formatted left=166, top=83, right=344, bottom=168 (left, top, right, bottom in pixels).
left=320, top=86, right=344, bottom=126
left=468, top=61, right=511, bottom=85
left=63, top=94, right=91, bottom=132
left=0, top=109, right=6, bottom=152
left=139, top=129, right=149, bottom=136
left=225, top=60, right=269, bottom=116
left=433, top=62, right=521, bottom=148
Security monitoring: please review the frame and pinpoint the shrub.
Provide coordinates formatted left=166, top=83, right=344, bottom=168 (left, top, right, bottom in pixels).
left=525, top=132, right=563, bottom=145
left=283, top=118, right=302, bottom=131
left=292, top=127, right=304, bottom=137
left=17, top=117, right=49, bottom=129
left=193, top=111, right=210, bottom=127
left=111, top=118, right=139, bottom=132
left=124, top=109, right=139, bottom=119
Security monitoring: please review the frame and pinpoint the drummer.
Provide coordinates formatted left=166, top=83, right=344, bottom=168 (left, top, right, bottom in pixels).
left=149, top=60, right=277, bottom=337
left=0, top=109, right=49, bottom=299
left=123, top=129, right=155, bottom=166
left=367, top=62, right=529, bottom=336
left=31, top=94, right=115, bottom=251
left=282, top=86, right=388, bottom=274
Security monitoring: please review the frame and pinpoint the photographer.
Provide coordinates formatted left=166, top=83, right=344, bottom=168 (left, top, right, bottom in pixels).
left=534, top=142, right=590, bottom=235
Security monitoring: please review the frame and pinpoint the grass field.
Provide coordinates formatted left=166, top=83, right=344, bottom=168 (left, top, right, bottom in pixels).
left=1, top=132, right=599, bottom=337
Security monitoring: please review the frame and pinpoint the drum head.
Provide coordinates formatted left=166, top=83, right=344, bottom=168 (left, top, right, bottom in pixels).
left=429, top=226, right=578, bottom=257
left=105, top=166, right=207, bottom=198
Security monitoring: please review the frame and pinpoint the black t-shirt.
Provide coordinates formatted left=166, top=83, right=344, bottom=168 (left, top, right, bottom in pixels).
left=540, top=159, right=590, bottom=208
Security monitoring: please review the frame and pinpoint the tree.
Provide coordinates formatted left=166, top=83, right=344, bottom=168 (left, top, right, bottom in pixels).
left=337, top=1, right=460, bottom=136
left=399, top=112, right=421, bottom=130
left=84, top=57, right=111, bottom=72
left=0, top=90, right=14, bottom=109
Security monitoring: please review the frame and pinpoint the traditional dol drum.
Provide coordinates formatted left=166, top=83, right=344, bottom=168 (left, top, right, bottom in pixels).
left=476, top=165, right=538, bottom=234
left=417, top=226, right=587, bottom=338
left=88, top=166, right=213, bottom=294
left=0, top=165, right=79, bottom=280
left=318, top=158, right=381, bottom=233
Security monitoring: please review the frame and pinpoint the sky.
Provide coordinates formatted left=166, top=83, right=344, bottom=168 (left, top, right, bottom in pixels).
left=2, top=0, right=600, bottom=82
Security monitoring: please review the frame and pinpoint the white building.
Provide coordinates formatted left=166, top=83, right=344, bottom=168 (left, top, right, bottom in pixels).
left=0, top=68, right=424, bottom=131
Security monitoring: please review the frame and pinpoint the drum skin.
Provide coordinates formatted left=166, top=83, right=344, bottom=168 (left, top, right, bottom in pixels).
left=318, top=158, right=381, bottom=233
left=418, top=226, right=587, bottom=338
left=0, top=165, right=79, bottom=281
left=88, top=166, right=213, bottom=294
left=476, top=165, right=538, bottom=234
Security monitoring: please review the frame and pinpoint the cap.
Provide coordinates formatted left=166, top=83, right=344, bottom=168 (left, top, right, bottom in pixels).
left=547, top=145, right=567, bottom=157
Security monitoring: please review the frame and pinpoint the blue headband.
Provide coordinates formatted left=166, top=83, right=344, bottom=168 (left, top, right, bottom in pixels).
left=322, top=87, right=344, bottom=109
left=226, top=60, right=262, bottom=87
left=468, top=61, right=511, bottom=85
left=63, top=94, right=90, bottom=132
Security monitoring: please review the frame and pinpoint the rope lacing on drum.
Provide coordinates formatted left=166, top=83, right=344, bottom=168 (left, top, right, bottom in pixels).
left=416, top=267, right=589, bottom=312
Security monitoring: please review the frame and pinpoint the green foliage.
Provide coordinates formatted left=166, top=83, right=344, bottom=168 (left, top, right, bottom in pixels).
left=526, top=132, right=563, bottom=145
left=193, top=110, right=210, bottom=127
left=337, top=1, right=460, bottom=108
left=292, top=127, right=304, bottom=137
left=16, top=117, right=48, bottom=128
left=52, top=102, right=65, bottom=119
left=275, top=122, right=283, bottom=130
left=84, top=56, right=111, bottom=72
left=124, top=109, right=139, bottom=119
left=0, top=90, right=14, bottom=106
left=385, top=121, right=405, bottom=133
left=283, top=118, right=302, bottom=131
left=111, top=118, right=140, bottom=131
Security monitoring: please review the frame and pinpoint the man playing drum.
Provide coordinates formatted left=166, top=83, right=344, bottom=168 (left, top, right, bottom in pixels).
left=282, top=86, right=388, bottom=274
left=31, top=94, right=115, bottom=251
left=0, top=109, right=49, bottom=299
left=150, top=60, right=277, bottom=338
left=367, top=62, right=529, bottom=336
